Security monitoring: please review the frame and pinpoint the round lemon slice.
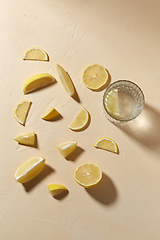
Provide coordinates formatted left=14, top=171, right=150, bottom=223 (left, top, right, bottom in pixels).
left=56, top=64, right=75, bottom=97
left=104, top=89, right=120, bottom=116
left=14, top=100, right=32, bottom=126
left=14, top=131, right=35, bottom=146
left=41, top=107, right=59, bottom=120
left=48, top=184, right=68, bottom=197
left=94, top=137, right=119, bottom=154
left=22, top=47, right=49, bottom=61
left=82, top=64, right=109, bottom=90
left=69, top=106, right=89, bottom=131
left=57, top=141, right=77, bottom=158
left=15, top=156, right=45, bottom=183
left=74, top=163, right=102, bottom=188
left=23, top=73, right=55, bottom=94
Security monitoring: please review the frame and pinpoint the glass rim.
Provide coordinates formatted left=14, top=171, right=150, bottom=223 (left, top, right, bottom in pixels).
left=103, top=80, right=145, bottom=123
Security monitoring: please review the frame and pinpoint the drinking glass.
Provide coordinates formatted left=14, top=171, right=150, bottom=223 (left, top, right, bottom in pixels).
left=103, top=80, right=145, bottom=124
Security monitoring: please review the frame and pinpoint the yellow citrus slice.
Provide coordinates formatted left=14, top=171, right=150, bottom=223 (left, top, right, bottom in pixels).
left=74, top=163, right=102, bottom=188
left=14, top=100, right=31, bottom=126
left=48, top=184, right=68, bottom=197
left=82, top=64, right=109, bottom=90
left=15, top=156, right=45, bottom=183
left=104, top=89, right=120, bottom=116
left=94, top=137, right=119, bottom=154
left=14, top=131, right=35, bottom=146
left=57, top=141, right=77, bottom=158
left=41, top=107, right=59, bottom=120
left=69, top=106, right=89, bottom=131
left=56, top=64, right=75, bottom=96
left=23, top=73, right=55, bottom=94
left=22, top=47, right=49, bottom=61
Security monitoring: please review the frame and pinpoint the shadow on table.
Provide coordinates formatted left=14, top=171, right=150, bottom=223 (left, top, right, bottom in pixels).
left=86, top=172, right=117, bottom=205
left=117, top=104, right=160, bottom=154
left=23, top=164, right=55, bottom=192
left=65, top=146, right=85, bottom=161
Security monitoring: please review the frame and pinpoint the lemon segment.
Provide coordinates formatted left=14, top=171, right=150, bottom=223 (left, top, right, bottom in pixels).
left=56, top=64, right=75, bottom=96
left=23, top=73, right=55, bottom=94
left=104, top=89, right=120, bottom=116
left=14, top=100, right=31, bottom=126
left=74, top=163, right=102, bottom=188
left=41, top=107, right=59, bottom=120
left=15, top=157, right=45, bottom=183
left=22, top=47, right=49, bottom=61
left=94, top=137, right=119, bottom=154
left=57, top=141, right=77, bottom=158
left=14, top=131, right=35, bottom=146
left=48, top=184, right=68, bottom=197
left=69, top=106, right=89, bottom=131
left=82, top=64, right=108, bottom=90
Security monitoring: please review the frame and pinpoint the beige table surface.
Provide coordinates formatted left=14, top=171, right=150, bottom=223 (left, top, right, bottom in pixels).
left=1, top=0, right=160, bottom=239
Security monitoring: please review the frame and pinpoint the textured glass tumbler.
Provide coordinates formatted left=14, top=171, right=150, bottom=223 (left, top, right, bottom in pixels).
left=103, top=80, right=145, bottom=124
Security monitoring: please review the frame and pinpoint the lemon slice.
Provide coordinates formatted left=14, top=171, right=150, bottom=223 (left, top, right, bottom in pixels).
left=48, top=184, right=68, bottom=197
left=82, top=64, right=109, bottom=90
left=15, top=156, right=45, bottom=183
left=74, top=163, right=102, bottom=188
left=14, top=131, right=35, bottom=146
left=94, top=137, right=119, bottom=154
left=41, top=107, right=59, bottom=120
left=104, top=89, right=120, bottom=116
left=56, top=64, right=75, bottom=96
left=57, top=141, right=77, bottom=158
left=23, top=73, right=55, bottom=94
left=14, top=100, right=31, bottom=126
left=69, top=106, right=89, bottom=131
left=22, top=47, right=49, bottom=61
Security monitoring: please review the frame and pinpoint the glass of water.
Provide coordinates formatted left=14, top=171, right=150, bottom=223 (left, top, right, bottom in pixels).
left=103, top=80, right=145, bottom=124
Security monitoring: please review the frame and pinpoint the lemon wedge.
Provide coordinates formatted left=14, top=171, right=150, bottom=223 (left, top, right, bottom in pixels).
left=14, top=100, right=31, bottom=126
left=48, top=184, right=68, bottom=197
left=23, top=73, right=55, bottom=94
left=41, top=107, right=59, bottom=120
left=94, top=137, right=119, bottom=154
left=74, top=163, right=102, bottom=188
left=82, top=64, right=108, bottom=90
left=15, top=156, right=45, bottom=183
left=22, top=47, right=49, bottom=61
left=14, top=131, right=35, bottom=146
left=57, top=141, right=77, bottom=158
left=69, top=106, right=89, bottom=131
left=104, top=89, right=120, bottom=116
left=56, top=64, right=75, bottom=96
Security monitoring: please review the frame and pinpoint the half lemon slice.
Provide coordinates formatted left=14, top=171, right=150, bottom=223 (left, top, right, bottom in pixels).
left=94, top=137, right=119, bottom=154
left=14, top=100, right=31, bottom=126
left=104, top=89, right=120, bottom=116
left=48, top=184, right=68, bottom=197
left=22, top=47, right=49, bottom=61
left=74, top=163, right=102, bottom=188
left=82, top=64, right=108, bottom=90
left=69, top=106, right=89, bottom=131
left=15, top=156, right=45, bottom=183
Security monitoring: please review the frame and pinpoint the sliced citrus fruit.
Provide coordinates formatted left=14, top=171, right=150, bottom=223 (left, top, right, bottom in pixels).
left=74, top=163, right=102, bottom=188
left=56, top=64, right=75, bottom=96
left=14, top=131, right=35, bottom=146
left=22, top=47, right=49, bottom=61
left=57, top=141, right=77, bottom=158
left=48, top=184, right=68, bottom=197
left=15, top=156, right=45, bottom=183
left=94, top=137, right=119, bottom=154
left=104, top=89, right=120, bottom=116
left=41, top=106, right=59, bottom=120
left=14, top=100, right=31, bottom=126
left=23, top=73, right=55, bottom=94
left=69, top=106, right=89, bottom=131
left=82, top=64, right=108, bottom=90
